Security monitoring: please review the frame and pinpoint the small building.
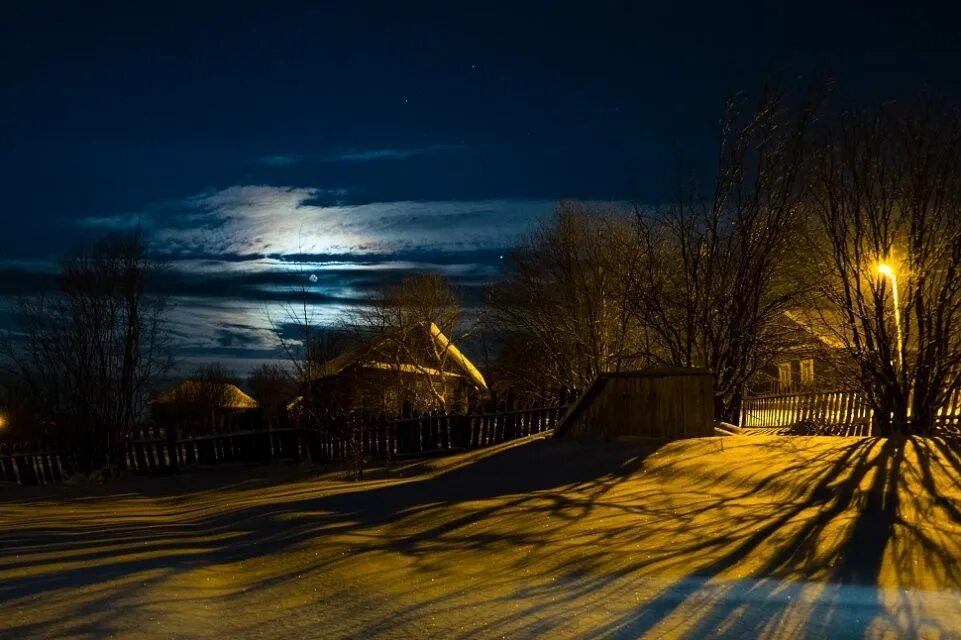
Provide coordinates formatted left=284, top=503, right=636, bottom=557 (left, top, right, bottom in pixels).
left=310, top=322, right=488, bottom=417
left=554, top=368, right=715, bottom=441
left=751, top=310, right=848, bottom=395
left=153, top=379, right=259, bottom=432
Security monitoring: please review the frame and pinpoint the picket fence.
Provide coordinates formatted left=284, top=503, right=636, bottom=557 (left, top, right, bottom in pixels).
left=2, top=405, right=568, bottom=485
left=740, top=388, right=961, bottom=435
left=312, top=406, right=566, bottom=461
left=740, top=390, right=872, bottom=430
left=0, top=442, right=65, bottom=486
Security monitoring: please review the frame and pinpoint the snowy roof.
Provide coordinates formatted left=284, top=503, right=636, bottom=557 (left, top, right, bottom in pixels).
left=427, top=322, right=488, bottom=390
left=154, top=380, right=259, bottom=410
left=783, top=309, right=847, bottom=350
left=316, top=322, right=488, bottom=390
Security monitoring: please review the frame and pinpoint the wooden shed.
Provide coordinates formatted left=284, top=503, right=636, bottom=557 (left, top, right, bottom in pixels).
left=554, top=368, right=714, bottom=441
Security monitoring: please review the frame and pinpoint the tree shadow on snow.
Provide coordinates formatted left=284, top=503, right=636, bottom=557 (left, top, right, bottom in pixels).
left=3, top=435, right=961, bottom=639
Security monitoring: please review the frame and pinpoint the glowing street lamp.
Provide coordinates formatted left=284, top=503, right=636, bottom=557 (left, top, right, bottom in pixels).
left=877, top=262, right=904, bottom=372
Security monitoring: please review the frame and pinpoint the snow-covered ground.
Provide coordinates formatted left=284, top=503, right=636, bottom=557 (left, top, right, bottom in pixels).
left=3, top=434, right=961, bottom=639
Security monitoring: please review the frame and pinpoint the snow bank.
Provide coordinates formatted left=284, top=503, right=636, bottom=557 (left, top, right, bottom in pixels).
left=2, top=434, right=960, bottom=639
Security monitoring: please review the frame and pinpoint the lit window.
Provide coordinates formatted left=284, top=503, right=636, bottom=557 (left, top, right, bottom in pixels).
left=800, top=359, right=815, bottom=386
left=778, top=362, right=793, bottom=390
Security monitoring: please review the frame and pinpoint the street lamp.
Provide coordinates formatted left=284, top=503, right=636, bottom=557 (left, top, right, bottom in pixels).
left=877, top=262, right=904, bottom=371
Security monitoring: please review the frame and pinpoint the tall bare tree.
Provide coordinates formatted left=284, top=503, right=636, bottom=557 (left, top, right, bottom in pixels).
left=247, top=363, right=296, bottom=429
left=487, top=203, right=644, bottom=401
left=353, top=273, right=475, bottom=414
left=807, top=100, right=961, bottom=434
left=267, top=255, right=325, bottom=428
left=4, top=231, right=172, bottom=473
left=632, top=88, right=816, bottom=421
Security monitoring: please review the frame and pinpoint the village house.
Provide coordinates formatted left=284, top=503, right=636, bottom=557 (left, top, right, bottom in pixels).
left=309, top=322, right=489, bottom=417
left=750, top=310, right=848, bottom=395
left=152, top=378, right=259, bottom=433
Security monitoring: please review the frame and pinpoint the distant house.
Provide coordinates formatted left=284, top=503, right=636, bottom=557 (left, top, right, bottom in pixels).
left=752, top=310, right=848, bottom=395
left=152, top=379, right=259, bottom=432
left=310, top=322, right=488, bottom=417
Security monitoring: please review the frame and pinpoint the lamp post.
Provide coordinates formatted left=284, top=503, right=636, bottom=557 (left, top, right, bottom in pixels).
left=877, top=262, right=904, bottom=372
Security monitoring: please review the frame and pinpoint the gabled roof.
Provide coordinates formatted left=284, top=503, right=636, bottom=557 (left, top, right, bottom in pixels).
left=783, top=309, right=846, bottom=350
left=427, top=322, right=487, bottom=390
left=316, top=322, right=488, bottom=390
left=154, top=380, right=258, bottom=410
left=784, top=307, right=923, bottom=354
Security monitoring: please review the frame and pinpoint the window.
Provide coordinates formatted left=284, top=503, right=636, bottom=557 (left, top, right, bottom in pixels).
left=800, top=359, right=815, bottom=386
left=778, top=362, right=793, bottom=390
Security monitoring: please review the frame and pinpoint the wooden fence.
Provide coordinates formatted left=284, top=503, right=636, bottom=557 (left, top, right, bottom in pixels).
left=740, top=388, right=961, bottom=435
left=740, top=390, right=872, bottom=430
left=313, top=405, right=567, bottom=461
left=2, top=405, right=568, bottom=485
left=125, top=425, right=311, bottom=473
left=0, top=442, right=65, bottom=485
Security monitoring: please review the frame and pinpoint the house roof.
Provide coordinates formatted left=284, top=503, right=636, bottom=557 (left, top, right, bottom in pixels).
left=154, top=380, right=259, bottom=410
left=783, top=309, right=847, bottom=350
left=316, top=322, right=488, bottom=390
left=427, top=322, right=488, bottom=389
left=784, top=306, right=925, bottom=354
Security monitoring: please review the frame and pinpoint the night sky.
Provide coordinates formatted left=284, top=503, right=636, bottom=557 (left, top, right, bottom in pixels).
left=3, top=1, right=961, bottom=372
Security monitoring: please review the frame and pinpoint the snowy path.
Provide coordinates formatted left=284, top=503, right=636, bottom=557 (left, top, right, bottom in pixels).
left=2, top=435, right=961, bottom=639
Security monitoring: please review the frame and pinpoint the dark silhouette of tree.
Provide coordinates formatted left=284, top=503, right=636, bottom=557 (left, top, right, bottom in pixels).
left=632, top=87, right=817, bottom=421
left=268, top=264, right=323, bottom=429
left=487, top=203, right=644, bottom=401
left=247, top=363, right=296, bottom=429
left=354, top=273, right=476, bottom=415
left=4, top=231, right=172, bottom=473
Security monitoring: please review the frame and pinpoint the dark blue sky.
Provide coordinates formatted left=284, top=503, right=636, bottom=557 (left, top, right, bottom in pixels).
left=2, top=0, right=961, bottom=370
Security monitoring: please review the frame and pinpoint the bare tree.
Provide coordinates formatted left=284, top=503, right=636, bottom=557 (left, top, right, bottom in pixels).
left=632, top=87, right=816, bottom=421
left=807, top=100, right=961, bottom=434
left=247, top=363, right=296, bottom=429
left=4, top=231, right=172, bottom=473
left=353, top=273, right=476, bottom=415
left=267, top=257, right=325, bottom=429
left=487, top=203, right=644, bottom=402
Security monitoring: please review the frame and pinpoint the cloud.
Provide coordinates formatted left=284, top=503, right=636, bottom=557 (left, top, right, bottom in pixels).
left=60, top=186, right=562, bottom=369
left=0, top=263, right=59, bottom=295
left=81, top=185, right=554, bottom=258
left=257, top=144, right=465, bottom=166
left=77, top=213, right=155, bottom=230
left=336, top=144, right=465, bottom=162
left=260, top=154, right=298, bottom=167
left=337, top=149, right=413, bottom=161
